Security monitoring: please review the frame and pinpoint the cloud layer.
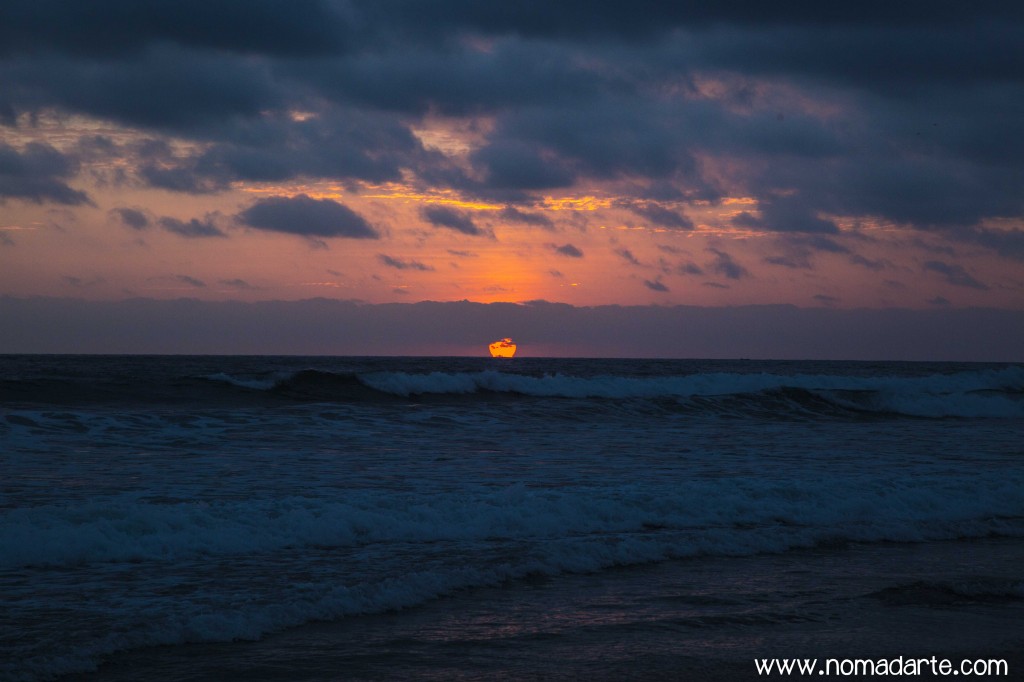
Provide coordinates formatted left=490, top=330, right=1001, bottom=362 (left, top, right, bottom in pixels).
left=2, top=297, right=1021, bottom=361
left=1, top=2, right=1020, bottom=243
left=236, top=195, right=378, bottom=239
left=1, top=2, right=1022, bottom=317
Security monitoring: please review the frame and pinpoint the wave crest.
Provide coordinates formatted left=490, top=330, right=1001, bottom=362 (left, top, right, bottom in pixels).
left=201, top=365, right=1024, bottom=418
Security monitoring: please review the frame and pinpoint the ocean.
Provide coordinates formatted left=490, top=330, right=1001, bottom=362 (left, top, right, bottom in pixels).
left=2, top=355, right=1023, bottom=680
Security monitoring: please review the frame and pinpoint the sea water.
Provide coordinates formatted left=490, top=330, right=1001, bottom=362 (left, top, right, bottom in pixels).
left=1, top=356, right=1022, bottom=680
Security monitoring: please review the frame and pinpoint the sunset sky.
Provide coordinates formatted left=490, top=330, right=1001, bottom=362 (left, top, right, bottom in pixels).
left=1, top=2, right=1022, bottom=356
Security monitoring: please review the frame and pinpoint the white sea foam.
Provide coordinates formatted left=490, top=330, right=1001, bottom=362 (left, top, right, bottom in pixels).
left=5, top=358, right=1022, bottom=682
left=363, top=365, right=1024, bottom=398
left=4, top=472, right=1022, bottom=570
left=193, top=366, right=1024, bottom=418
left=202, top=371, right=281, bottom=391
left=6, top=474, right=1024, bottom=682
left=358, top=366, right=1024, bottom=418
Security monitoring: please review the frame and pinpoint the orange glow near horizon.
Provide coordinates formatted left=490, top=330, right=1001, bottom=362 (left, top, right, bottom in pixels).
left=244, top=183, right=623, bottom=215
left=543, top=195, right=612, bottom=211
left=361, top=189, right=505, bottom=211
left=452, top=258, right=550, bottom=303
left=0, top=149, right=1017, bottom=311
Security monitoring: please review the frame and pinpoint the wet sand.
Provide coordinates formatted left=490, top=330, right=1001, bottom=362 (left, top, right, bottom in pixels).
left=65, top=537, right=1023, bottom=681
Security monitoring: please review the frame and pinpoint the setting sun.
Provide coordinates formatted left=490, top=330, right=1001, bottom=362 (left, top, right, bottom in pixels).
left=488, top=337, right=517, bottom=358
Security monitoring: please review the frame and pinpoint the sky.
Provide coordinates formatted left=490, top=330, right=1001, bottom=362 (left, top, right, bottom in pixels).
left=1, top=2, right=1022, bottom=357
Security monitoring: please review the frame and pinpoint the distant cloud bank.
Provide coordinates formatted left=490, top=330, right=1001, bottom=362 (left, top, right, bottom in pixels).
left=1, top=297, right=1021, bottom=361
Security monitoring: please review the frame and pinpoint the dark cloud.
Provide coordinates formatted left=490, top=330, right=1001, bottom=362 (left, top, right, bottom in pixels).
left=923, top=260, right=989, bottom=290
left=62, top=275, right=105, bottom=288
left=732, top=196, right=838, bottom=234
left=139, top=165, right=225, bottom=194
left=677, top=261, right=704, bottom=276
left=378, top=3, right=1022, bottom=42
left=698, top=20, right=1024, bottom=93
left=237, top=195, right=378, bottom=239
left=764, top=253, right=813, bottom=270
left=0, top=1, right=352, bottom=58
left=197, top=109, right=423, bottom=186
left=219, top=278, right=258, bottom=290
left=928, top=296, right=951, bottom=306
left=626, top=203, right=693, bottom=230
left=470, top=140, right=575, bottom=191
left=127, top=109, right=424, bottom=191
left=616, top=248, right=641, bottom=266
left=813, top=294, right=839, bottom=306
left=421, top=205, right=481, bottom=235
left=473, top=100, right=709, bottom=193
left=157, top=215, right=226, bottom=238
left=957, top=227, right=1024, bottom=262
left=908, top=237, right=957, bottom=257
left=0, top=2, right=1021, bottom=248
left=848, top=253, right=888, bottom=271
left=707, top=248, right=749, bottom=280
left=175, top=274, right=205, bottom=288
left=3, top=2, right=1015, bottom=66
left=762, top=234, right=849, bottom=269
left=498, top=206, right=553, bottom=228
left=644, top=279, right=669, bottom=292
left=112, top=207, right=149, bottom=230
left=1, top=45, right=283, bottom=134
left=551, top=243, right=584, bottom=258
left=799, top=236, right=849, bottom=254
left=305, top=39, right=603, bottom=118
left=379, top=254, right=434, bottom=271
left=0, top=143, right=90, bottom=205
left=814, top=152, right=1024, bottom=230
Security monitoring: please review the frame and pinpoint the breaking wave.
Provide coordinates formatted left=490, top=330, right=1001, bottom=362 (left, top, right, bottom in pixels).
left=197, top=365, right=1024, bottom=418
left=6, top=474, right=1024, bottom=571
left=5, top=472, right=1023, bottom=680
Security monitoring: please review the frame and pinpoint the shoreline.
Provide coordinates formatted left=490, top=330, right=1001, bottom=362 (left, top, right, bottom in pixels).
left=63, top=536, right=1023, bottom=681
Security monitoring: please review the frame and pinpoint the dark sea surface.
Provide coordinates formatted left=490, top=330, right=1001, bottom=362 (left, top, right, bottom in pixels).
left=2, top=356, right=1023, bottom=680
